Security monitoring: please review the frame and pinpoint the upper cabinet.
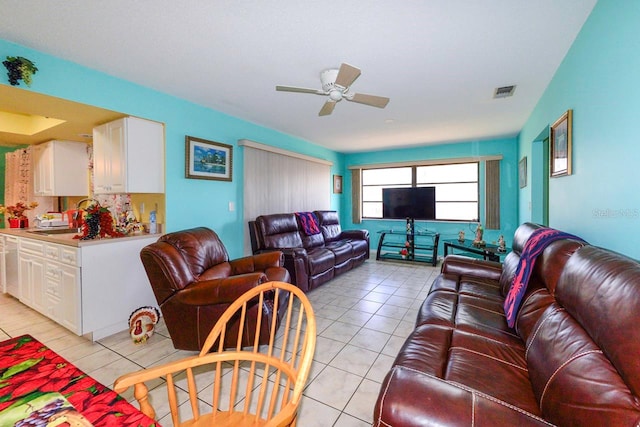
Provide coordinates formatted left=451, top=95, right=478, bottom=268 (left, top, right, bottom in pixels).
left=93, top=117, right=164, bottom=194
left=33, top=140, right=89, bottom=196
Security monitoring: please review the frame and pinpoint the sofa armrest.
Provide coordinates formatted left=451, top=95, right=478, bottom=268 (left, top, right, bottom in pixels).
left=174, top=272, right=267, bottom=305
left=230, top=251, right=284, bottom=275
left=441, top=255, right=503, bottom=281
left=374, top=366, right=552, bottom=427
left=340, top=229, right=370, bottom=241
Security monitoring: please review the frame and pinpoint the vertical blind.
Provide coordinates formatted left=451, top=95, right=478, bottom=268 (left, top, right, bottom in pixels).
left=241, top=140, right=332, bottom=254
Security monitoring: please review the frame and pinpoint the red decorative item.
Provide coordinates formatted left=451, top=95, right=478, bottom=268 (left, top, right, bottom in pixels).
left=73, top=202, right=124, bottom=240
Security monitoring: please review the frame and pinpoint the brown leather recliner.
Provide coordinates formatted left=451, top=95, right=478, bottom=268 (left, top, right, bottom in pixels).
left=140, top=227, right=291, bottom=351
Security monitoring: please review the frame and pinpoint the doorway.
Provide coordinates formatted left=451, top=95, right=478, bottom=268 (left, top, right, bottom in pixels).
left=531, top=136, right=549, bottom=226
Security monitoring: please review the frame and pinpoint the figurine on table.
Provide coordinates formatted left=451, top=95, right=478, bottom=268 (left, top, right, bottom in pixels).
left=473, top=223, right=485, bottom=247
left=458, top=230, right=465, bottom=242
left=497, top=235, right=507, bottom=252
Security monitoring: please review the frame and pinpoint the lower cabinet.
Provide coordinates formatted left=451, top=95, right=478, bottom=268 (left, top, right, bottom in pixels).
left=18, top=238, right=81, bottom=335
left=14, top=235, right=157, bottom=340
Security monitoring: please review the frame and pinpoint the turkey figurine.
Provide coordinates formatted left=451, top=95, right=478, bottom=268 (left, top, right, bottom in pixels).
left=128, top=306, right=160, bottom=344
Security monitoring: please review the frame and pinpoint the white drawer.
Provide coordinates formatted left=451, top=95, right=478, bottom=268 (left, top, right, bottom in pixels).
left=19, top=238, right=45, bottom=255
left=45, top=244, right=60, bottom=260
left=60, top=247, right=80, bottom=267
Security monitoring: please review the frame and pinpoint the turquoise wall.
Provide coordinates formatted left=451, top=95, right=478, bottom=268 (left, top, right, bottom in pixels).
left=0, top=39, right=342, bottom=258
left=519, top=0, right=640, bottom=258
left=342, top=138, right=520, bottom=255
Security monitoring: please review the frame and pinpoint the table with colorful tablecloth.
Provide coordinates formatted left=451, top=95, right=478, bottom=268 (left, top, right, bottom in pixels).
left=0, top=334, right=158, bottom=426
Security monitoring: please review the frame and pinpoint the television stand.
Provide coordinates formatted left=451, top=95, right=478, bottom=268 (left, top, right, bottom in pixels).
left=376, top=218, right=440, bottom=266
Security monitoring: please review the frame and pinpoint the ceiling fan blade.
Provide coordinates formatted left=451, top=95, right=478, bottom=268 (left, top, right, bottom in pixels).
left=319, top=100, right=337, bottom=116
left=276, top=85, right=324, bottom=95
left=349, top=93, right=390, bottom=108
left=334, top=63, right=361, bottom=88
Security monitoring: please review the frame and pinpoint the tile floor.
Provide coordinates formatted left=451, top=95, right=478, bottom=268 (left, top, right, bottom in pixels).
left=0, top=259, right=439, bottom=426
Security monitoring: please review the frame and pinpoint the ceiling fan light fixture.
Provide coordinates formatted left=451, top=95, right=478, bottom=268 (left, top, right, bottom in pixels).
left=329, top=90, right=343, bottom=102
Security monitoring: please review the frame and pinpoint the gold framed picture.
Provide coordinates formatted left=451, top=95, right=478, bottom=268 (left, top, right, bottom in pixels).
left=185, top=136, right=233, bottom=181
left=550, top=109, right=572, bottom=177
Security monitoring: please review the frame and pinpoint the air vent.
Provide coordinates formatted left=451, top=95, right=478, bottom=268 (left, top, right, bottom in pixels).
left=494, top=85, right=516, bottom=98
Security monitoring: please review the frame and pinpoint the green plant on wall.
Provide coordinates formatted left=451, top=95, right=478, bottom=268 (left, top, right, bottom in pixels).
left=3, top=56, right=38, bottom=87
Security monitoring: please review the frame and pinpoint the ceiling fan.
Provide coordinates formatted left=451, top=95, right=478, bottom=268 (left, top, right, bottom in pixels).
left=276, top=63, right=390, bottom=116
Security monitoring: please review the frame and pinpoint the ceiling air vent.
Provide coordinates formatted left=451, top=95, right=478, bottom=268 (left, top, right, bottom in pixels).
left=494, top=85, right=516, bottom=99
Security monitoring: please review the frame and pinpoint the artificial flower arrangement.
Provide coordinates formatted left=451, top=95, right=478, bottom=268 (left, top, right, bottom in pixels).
left=0, top=201, right=38, bottom=219
left=399, top=241, right=412, bottom=258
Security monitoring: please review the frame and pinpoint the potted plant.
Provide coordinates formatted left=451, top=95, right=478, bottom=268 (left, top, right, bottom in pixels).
left=2, top=56, right=38, bottom=87
left=0, top=201, right=38, bottom=228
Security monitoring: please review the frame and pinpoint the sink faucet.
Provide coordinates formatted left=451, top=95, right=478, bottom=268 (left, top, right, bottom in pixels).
left=76, top=198, right=99, bottom=210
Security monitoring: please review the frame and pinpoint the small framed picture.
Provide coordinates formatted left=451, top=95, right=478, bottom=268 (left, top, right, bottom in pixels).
left=185, top=136, right=233, bottom=181
left=550, top=109, right=572, bottom=177
left=333, top=175, right=343, bottom=194
left=519, top=157, right=527, bottom=188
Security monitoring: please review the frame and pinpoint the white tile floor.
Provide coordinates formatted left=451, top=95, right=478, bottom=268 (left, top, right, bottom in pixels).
left=0, top=259, right=439, bottom=426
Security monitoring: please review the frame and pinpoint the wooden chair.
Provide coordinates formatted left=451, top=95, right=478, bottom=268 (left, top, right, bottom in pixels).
left=114, top=281, right=316, bottom=426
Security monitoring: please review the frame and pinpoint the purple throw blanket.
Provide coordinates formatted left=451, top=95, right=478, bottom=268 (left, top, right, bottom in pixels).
left=503, top=227, right=586, bottom=328
left=295, top=212, right=320, bottom=235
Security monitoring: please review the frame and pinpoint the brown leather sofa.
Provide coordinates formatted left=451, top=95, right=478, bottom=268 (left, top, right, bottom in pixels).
left=140, top=227, right=291, bottom=351
left=374, top=222, right=640, bottom=426
left=248, top=210, right=369, bottom=292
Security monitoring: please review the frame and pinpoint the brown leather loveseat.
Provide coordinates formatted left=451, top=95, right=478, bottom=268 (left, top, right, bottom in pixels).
left=249, top=210, right=369, bottom=292
left=374, top=222, right=640, bottom=426
left=140, top=227, right=291, bottom=351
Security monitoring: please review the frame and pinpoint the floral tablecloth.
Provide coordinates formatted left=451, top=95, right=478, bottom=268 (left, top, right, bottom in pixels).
left=0, top=334, right=158, bottom=426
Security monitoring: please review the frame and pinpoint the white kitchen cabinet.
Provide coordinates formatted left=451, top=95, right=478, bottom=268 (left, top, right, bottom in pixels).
left=33, top=140, right=89, bottom=196
left=93, top=116, right=164, bottom=194
left=18, top=250, right=46, bottom=311
left=0, top=235, right=19, bottom=297
left=7, top=231, right=158, bottom=340
left=17, top=237, right=81, bottom=335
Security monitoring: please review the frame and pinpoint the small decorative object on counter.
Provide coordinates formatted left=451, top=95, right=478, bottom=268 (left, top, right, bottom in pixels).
left=458, top=230, right=465, bottom=242
left=74, top=201, right=124, bottom=240
left=128, top=306, right=160, bottom=344
left=0, top=201, right=38, bottom=228
left=2, top=56, right=38, bottom=86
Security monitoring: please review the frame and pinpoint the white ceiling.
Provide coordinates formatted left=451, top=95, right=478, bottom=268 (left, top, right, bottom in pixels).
left=0, top=0, right=597, bottom=153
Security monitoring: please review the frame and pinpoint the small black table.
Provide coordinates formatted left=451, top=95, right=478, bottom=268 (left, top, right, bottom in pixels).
left=443, top=239, right=508, bottom=262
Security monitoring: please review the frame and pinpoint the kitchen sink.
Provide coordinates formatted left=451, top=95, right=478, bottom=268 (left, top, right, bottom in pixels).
left=27, top=228, right=79, bottom=235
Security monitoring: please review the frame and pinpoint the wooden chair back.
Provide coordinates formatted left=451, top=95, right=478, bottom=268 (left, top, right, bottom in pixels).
left=114, top=281, right=316, bottom=426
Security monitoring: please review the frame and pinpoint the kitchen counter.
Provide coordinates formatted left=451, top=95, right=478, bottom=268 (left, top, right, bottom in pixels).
left=0, top=227, right=162, bottom=247
left=1, top=228, right=162, bottom=340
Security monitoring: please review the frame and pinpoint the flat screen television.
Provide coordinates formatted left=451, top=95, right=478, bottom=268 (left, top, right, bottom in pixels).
left=382, top=187, right=436, bottom=220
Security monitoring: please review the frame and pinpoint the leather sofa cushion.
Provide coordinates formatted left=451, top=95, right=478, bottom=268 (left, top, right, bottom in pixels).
left=257, top=213, right=304, bottom=249
left=348, top=238, right=369, bottom=257
left=324, top=241, right=353, bottom=264
left=306, top=247, right=335, bottom=275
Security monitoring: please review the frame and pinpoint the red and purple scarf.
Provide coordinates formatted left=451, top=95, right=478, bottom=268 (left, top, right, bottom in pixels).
left=503, top=228, right=586, bottom=328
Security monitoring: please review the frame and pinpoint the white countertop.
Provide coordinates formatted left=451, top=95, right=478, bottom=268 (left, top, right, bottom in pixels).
left=0, top=227, right=162, bottom=247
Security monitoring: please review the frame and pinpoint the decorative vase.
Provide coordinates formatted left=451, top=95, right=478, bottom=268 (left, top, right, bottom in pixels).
left=8, top=218, right=27, bottom=228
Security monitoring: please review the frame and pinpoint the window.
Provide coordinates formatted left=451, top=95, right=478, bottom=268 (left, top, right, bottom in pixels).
left=362, top=162, right=479, bottom=221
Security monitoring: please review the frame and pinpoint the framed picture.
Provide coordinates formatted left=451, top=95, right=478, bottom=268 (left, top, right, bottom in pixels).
left=550, top=109, right=572, bottom=177
left=519, top=157, right=527, bottom=188
left=185, top=136, right=233, bottom=181
left=333, top=175, right=343, bottom=194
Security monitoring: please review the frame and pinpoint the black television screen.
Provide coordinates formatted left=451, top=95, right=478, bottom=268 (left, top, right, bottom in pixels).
left=382, top=187, right=436, bottom=220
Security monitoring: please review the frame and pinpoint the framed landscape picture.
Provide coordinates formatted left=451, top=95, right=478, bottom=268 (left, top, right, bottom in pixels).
left=550, top=109, right=572, bottom=177
left=185, top=136, right=233, bottom=181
